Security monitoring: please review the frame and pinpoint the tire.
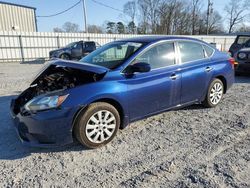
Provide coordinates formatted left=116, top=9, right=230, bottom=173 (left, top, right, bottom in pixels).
left=74, top=102, right=120, bottom=149
left=60, top=54, right=70, bottom=60
left=202, top=78, right=224, bottom=108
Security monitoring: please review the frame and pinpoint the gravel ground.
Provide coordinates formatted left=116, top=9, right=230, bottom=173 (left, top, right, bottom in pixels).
left=0, top=63, right=249, bottom=188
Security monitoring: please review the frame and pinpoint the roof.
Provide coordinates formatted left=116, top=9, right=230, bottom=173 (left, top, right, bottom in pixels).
left=0, top=1, right=36, bottom=10
left=118, top=35, right=204, bottom=43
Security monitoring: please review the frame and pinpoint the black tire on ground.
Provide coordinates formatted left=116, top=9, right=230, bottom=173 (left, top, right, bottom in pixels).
left=74, top=102, right=120, bottom=149
left=202, top=78, right=224, bottom=108
left=60, top=54, right=70, bottom=60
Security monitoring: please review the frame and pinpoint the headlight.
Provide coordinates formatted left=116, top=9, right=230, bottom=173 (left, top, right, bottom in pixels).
left=24, top=94, right=68, bottom=111
left=238, top=52, right=247, bottom=59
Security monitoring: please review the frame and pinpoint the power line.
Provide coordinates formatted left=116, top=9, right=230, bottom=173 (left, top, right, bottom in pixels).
left=37, top=0, right=81, bottom=18
left=90, top=0, right=123, bottom=13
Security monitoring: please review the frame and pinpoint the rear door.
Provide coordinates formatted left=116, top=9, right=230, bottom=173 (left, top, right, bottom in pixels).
left=177, top=41, right=214, bottom=104
left=124, top=41, right=181, bottom=121
left=83, top=42, right=96, bottom=56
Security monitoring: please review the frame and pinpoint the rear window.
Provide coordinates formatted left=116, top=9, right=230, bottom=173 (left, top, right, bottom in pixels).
left=236, top=36, right=250, bottom=44
left=178, top=41, right=205, bottom=63
left=203, top=45, right=214, bottom=57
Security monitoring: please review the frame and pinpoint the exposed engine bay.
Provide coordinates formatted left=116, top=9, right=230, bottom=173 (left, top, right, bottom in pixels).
left=12, top=64, right=105, bottom=114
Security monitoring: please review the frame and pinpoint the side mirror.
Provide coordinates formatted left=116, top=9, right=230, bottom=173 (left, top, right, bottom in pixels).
left=125, top=62, right=151, bottom=75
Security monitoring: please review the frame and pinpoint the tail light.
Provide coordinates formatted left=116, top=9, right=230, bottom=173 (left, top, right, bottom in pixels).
left=228, top=58, right=238, bottom=69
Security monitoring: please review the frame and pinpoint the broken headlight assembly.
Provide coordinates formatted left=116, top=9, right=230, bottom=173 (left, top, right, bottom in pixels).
left=24, top=94, right=68, bottom=112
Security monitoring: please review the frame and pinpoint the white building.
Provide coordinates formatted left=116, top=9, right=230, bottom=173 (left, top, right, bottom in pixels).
left=0, top=1, right=37, bottom=32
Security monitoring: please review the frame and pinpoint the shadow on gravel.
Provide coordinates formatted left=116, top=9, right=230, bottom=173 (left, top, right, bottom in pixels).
left=0, top=95, right=85, bottom=160
left=180, top=104, right=205, bottom=111
left=235, top=75, right=250, bottom=84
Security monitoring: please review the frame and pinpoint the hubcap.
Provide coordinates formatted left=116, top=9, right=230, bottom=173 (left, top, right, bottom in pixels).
left=85, top=110, right=116, bottom=144
left=209, top=82, right=223, bottom=105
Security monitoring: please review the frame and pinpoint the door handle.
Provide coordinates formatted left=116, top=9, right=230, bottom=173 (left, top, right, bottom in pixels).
left=205, top=67, right=213, bottom=72
left=170, top=74, right=178, bottom=80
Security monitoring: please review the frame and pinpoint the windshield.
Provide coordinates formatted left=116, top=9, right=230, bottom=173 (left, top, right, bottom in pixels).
left=80, top=41, right=144, bottom=69
left=65, top=42, right=78, bottom=48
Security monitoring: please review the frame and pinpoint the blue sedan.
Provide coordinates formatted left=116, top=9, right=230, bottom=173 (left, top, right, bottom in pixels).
left=10, top=36, right=235, bottom=148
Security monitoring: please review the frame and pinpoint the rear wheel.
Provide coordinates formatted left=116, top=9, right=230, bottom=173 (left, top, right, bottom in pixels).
left=74, top=102, right=120, bottom=148
left=203, top=79, right=224, bottom=108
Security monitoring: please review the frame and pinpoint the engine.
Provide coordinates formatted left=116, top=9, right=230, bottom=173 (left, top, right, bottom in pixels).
left=35, top=71, right=77, bottom=95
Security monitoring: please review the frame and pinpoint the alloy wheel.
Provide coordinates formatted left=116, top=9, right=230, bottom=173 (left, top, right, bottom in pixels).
left=209, top=82, right=223, bottom=105
left=85, top=110, right=116, bottom=144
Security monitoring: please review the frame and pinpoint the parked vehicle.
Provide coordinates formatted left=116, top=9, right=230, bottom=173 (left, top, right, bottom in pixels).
left=11, top=36, right=235, bottom=148
left=49, top=41, right=100, bottom=60
left=229, top=34, right=250, bottom=57
left=234, top=48, right=250, bottom=74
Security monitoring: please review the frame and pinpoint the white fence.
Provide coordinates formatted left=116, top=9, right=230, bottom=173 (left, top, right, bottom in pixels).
left=0, top=31, right=236, bottom=63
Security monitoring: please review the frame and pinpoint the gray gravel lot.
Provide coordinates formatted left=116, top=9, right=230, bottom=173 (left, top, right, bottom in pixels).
left=0, top=63, right=249, bottom=187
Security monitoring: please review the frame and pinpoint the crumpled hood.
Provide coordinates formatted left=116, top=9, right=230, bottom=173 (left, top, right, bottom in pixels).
left=31, top=59, right=109, bottom=85
left=52, top=59, right=109, bottom=74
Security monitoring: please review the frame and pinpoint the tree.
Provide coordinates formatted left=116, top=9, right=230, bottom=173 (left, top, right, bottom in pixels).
left=206, top=11, right=224, bottom=34
left=123, top=1, right=136, bottom=33
left=88, top=24, right=103, bottom=33
left=106, top=22, right=116, bottom=34
left=62, top=22, right=80, bottom=33
left=236, top=23, right=250, bottom=32
left=123, top=1, right=136, bottom=22
left=190, top=0, right=202, bottom=35
left=127, top=21, right=136, bottom=34
left=116, top=22, right=125, bottom=34
left=53, top=27, right=64, bottom=32
left=224, top=0, right=249, bottom=33
left=137, top=0, right=161, bottom=34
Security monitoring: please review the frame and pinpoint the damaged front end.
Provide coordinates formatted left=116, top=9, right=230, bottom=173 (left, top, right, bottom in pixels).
left=12, top=60, right=108, bottom=115
left=10, top=60, right=108, bottom=146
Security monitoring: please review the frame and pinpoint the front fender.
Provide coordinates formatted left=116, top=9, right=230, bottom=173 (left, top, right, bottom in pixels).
left=62, top=81, right=129, bottom=121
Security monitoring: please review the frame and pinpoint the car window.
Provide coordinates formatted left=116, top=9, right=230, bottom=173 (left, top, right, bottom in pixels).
left=85, top=42, right=96, bottom=51
left=131, top=42, right=176, bottom=69
left=244, top=39, right=250, bottom=47
left=80, top=42, right=144, bottom=69
left=203, top=45, right=214, bottom=57
left=178, top=41, right=205, bottom=63
left=73, top=42, right=82, bottom=50
left=237, top=36, right=250, bottom=44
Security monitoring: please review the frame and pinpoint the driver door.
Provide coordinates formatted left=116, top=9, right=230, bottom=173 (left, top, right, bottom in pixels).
left=124, top=42, right=181, bottom=121
left=71, top=42, right=83, bottom=59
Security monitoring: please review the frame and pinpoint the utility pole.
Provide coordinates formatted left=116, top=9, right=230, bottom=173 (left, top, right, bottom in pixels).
left=82, top=0, right=88, bottom=33
left=206, top=0, right=213, bottom=35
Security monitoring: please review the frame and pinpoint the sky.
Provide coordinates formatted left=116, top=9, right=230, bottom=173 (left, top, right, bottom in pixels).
left=1, top=0, right=231, bottom=32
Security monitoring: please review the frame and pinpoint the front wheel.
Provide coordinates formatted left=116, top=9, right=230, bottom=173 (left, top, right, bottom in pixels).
left=74, top=102, right=120, bottom=148
left=203, top=79, right=224, bottom=108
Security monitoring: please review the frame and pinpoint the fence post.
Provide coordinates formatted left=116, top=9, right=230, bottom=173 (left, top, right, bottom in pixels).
left=57, top=36, right=60, bottom=48
left=223, top=38, right=227, bottom=51
left=18, top=35, right=24, bottom=62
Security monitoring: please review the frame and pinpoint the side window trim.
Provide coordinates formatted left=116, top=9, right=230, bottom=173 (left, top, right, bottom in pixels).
left=122, top=40, right=179, bottom=73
